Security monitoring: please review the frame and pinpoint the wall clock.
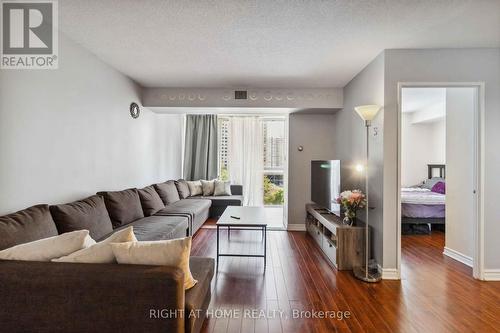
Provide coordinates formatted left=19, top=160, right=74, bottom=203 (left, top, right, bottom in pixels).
left=130, top=102, right=140, bottom=119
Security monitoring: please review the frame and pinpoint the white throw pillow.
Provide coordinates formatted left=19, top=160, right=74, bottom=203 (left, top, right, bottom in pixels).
left=201, top=180, right=215, bottom=196
left=111, top=237, right=197, bottom=290
left=53, top=226, right=137, bottom=264
left=0, top=230, right=95, bottom=262
left=186, top=180, right=203, bottom=196
left=214, top=180, right=232, bottom=196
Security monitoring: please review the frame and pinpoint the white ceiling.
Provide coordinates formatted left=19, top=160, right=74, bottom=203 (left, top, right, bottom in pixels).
left=59, top=0, right=500, bottom=88
left=402, top=88, right=446, bottom=113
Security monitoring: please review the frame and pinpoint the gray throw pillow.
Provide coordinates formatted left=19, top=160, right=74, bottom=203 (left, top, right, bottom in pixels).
left=97, top=189, right=144, bottom=228
left=214, top=180, right=232, bottom=196
left=186, top=181, right=202, bottom=196
left=0, top=205, right=59, bottom=251
left=201, top=180, right=215, bottom=196
left=175, top=179, right=191, bottom=199
left=154, top=180, right=180, bottom=205
left=137, top=186, right=165, bottom=216
left=50, top=195, right=113, bottom=241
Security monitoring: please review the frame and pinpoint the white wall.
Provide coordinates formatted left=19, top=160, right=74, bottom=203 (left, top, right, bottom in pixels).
left=288, top=113, right=336, bottom=225
left=0, top=33, right=183, bottom=215
left=332, top=52, right=385, bottom=264
left=383, top=48, right=500, bottom=271
left=401, top=114, right=446, bottom=186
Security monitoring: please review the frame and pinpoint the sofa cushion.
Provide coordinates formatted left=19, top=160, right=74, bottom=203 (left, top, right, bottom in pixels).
left=0, top=230, right=95, bottom=261
left=97, top=189, right=144, bottom=228
left=53, top=226, right=137, bottom=264
left=156, top=199, right=211, bottom=236
left=138, top=186, right=165, bottom=216
left=154, top=180, right=180, bottom=205
left=214, top=180, right=232, bottom=196
left=175, top=179, right=191, bottom=199
left=201, top=180, right=215, bottom=196
left=0, top=204, right=58, bottom=251
left=50, top=195, right=113, bottom=240
left=188, top=195, right=243, bottom=207
left=156, top=199, right=211, bottom=218
left=185, top=257, right=215, bottom=333
left=111, top=215, right=188, bottom=241
left=186, top=181, right=202, bottom=196
left=111, top=237, right=197, bottom=290
left=229, top=184, right=243, bottom=196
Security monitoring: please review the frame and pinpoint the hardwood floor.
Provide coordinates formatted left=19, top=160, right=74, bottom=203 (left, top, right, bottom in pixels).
left=192, top=221, right=500, bottom=333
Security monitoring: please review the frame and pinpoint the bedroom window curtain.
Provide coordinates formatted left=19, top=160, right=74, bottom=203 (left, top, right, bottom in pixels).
left=183, top=114, right=218, bottom=181
left=227, top=116, right=264, bottom=206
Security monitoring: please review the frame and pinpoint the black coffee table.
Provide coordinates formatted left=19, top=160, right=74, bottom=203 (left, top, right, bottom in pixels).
left=216, top=206, right=268, bottom=272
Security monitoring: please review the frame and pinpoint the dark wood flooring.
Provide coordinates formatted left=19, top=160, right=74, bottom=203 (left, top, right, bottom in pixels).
left=192, top=221, right=500, bottom=333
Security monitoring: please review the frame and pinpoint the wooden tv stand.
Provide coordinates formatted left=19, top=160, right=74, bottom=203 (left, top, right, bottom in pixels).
left=305, top=204, right=365, bottom=270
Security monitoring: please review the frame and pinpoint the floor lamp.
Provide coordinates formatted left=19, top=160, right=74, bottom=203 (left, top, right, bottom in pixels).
left=353, top=105, right=382, bottom=283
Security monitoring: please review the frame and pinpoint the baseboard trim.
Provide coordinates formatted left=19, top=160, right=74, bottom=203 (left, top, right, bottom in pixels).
left=483, top=269, right=500, bottom=281
left=443, top=247, right=473, bottom=267
left=287, top=224, right=306, bottom=231
left=377, top=265, right=400, bottom=280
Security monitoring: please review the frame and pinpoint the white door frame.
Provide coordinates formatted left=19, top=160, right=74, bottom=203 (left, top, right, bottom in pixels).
left=282, top=114, right=290, bottom=230
left=396, top=82, right=485, bottom=280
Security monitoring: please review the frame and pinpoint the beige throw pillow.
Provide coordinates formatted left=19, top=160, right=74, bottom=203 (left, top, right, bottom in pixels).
left=186, top=181, right=203, bottom=196
left=201, top=180, right=215, bottom=196
left=111, top=237, right=197, bottom=290
left=214, top=180, right=232, bottom=196
left=0, top=230, right=95, bottom=262
left=53, top=226, right=137, bottom=263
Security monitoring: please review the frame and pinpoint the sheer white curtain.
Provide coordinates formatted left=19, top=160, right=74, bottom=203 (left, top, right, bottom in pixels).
left=227, top=117, right=263, bottom=206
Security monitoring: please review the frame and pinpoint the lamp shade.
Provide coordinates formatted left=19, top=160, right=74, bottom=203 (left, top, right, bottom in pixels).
left=354, top=105, right=381, bottom=121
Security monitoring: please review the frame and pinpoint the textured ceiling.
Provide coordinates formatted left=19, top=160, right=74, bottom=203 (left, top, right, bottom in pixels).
left=59, top=0, right=500, bottom=88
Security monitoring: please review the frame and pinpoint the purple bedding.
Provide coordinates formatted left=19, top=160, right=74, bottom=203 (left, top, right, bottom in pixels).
left=402, top=203, right=445, bottom=218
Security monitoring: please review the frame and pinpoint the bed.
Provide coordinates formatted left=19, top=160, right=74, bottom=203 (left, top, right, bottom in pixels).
left=401, top=164, right=445, bottom=234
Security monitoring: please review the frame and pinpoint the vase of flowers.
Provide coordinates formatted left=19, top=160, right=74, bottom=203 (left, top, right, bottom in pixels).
left=336, top=190, right=366, bottom=226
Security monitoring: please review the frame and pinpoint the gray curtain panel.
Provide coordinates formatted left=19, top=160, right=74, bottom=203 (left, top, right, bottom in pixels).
left=183, top=114, right=218, bottom=181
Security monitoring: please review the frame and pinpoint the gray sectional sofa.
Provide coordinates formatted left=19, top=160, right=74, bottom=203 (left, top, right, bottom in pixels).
left=187, top=184, right=243, bottom=220
left=0, top=179, right=242, bottom=333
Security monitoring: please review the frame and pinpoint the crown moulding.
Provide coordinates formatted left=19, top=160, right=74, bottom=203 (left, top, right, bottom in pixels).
left=141, top=88, right=343, bottom=109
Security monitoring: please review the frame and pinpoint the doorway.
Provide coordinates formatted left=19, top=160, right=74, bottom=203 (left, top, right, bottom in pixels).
left=397, top=83, right=484, bottom=279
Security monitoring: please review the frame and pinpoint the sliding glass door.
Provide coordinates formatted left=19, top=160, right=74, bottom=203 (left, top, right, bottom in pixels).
left=262, top=118, right=286, bottom=207
left=217, top=115, right=287, bottom=220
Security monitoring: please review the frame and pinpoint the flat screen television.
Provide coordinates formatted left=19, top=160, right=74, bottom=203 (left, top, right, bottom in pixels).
left=311, top=160, right=341, bottom=216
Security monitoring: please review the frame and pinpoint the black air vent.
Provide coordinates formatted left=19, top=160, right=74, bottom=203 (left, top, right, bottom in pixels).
left=234, top=90, right=247, bottom=100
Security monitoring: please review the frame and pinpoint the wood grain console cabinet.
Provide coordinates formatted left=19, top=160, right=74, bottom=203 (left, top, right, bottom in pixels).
left=305, top=204, right=365, bottom=270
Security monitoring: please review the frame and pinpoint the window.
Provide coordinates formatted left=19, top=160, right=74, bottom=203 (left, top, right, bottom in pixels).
left=218, top=116, right=286, bottom=206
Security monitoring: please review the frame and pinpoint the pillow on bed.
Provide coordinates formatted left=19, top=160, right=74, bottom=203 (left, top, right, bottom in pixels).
left=431, top=181, right=446, bottom=194
left=423, top=177, right=445, bottom=190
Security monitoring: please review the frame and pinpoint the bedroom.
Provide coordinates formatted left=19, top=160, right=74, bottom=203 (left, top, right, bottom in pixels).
left=400, top=86, right=477, bottom=273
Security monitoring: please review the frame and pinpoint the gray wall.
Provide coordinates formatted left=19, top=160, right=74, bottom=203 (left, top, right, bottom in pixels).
left=332, top=53, right=385, bottom=264
left=314, top=48, right=500, bottom=272
left=288, top=113, right=336, bottom=225
left=0, top=33, right=183, bottom=215
left=383, top=48, right=500, bottom=270
left=143, top=88, right=343, bottom=109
